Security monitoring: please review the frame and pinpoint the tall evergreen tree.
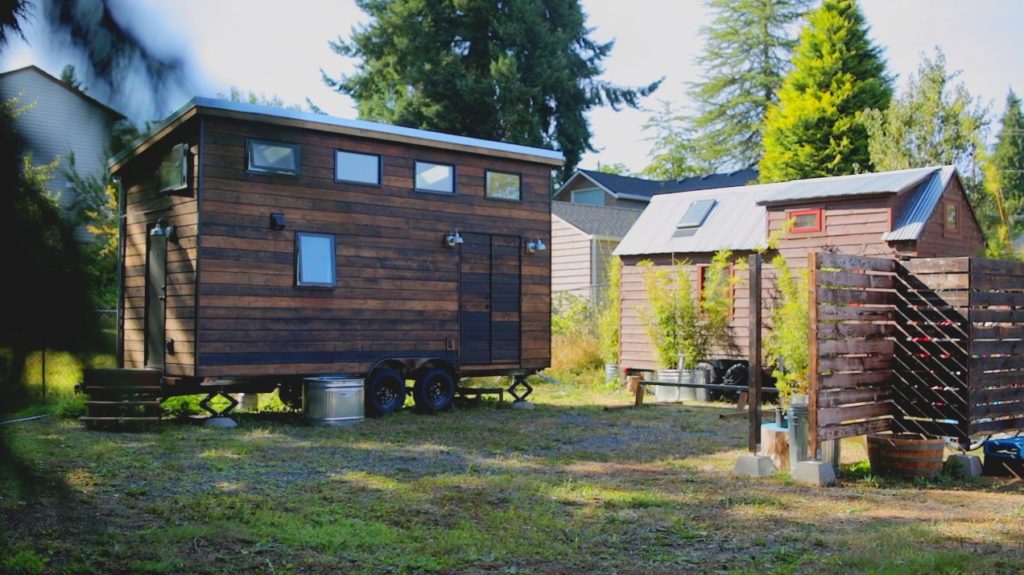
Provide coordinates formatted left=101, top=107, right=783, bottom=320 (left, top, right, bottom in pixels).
left=863, top=49, right=988, bottom=176
left=992, top=90, right=1024, bottom=232
left=759, top=0, right=892, bottom=182
left=687, top=0, right=812, bottom=170
left=641, top=100, right=703, bottom=180
left=324, top=0, right=660, bottom=176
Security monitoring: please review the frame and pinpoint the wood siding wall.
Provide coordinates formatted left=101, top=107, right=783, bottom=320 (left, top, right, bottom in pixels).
left=120, top=128, right=201, bottom=377
left=619, top=253, right=752, bottom=371
left=551, top=216, right=592, bottom=298
left=194, top=117, right=552, bottom=377
left=768, top=197, right=899, bottom=266
left=911, top=178, right=985, bottom=257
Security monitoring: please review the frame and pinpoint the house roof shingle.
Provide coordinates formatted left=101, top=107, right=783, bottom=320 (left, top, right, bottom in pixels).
left=552, top=202, right=642, bottom=239
left=568, top=168, right=759, bottom=201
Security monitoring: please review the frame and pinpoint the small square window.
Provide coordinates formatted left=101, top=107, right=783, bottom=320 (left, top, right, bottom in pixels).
left=415, top=161, right=455, bottom=194
left=335, top=150, right=380, bottom=185
left=944, top=201, right=959, bottom=233
left=571, top=189, right=604, bottom=206
left=296, top=232, right=336, bottom=287
left=248, top=139, right=299, bottom=175
left=157, top=143, right=188, bottom=193
left=788, top=208, right=823, bottom=233
left=486, top=170, right=521, bottom=201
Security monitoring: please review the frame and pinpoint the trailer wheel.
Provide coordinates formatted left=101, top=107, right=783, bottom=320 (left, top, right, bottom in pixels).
left=722, top=364, right=748, bottom=402
left=412, top=368, right=456, bottom=414
left=365, top=367, right=406, bottom=416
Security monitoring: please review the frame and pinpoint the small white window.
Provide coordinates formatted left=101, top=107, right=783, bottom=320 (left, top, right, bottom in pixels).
left=248, top=139, right=299, bottom=175
left=486, top=170, right=521, bottom=201
left=415, top=161, right=455, bottom=194
left=678, top=199, right=717, bottom=229
left=158, top=143, right=188, bottom=192
left=571, top=188, right=605, bottom=206
left=296, top=232, right=336, bottom=287
left=335, top=150, right=380, bottom=185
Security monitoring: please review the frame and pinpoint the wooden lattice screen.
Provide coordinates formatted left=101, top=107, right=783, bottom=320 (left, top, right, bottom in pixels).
left=896, top=257, right=1024, bottom=447
left=809, top=253, right=1024, bottom=453
left=808, top=253, right=897, bottom=455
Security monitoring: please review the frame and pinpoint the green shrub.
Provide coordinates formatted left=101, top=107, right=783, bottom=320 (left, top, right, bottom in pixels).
left=552, top=292, right=595, bottom=338
left=162, top=395, right=204, bottom=417
left=52, top=395, right=86, bottom=419
left=596, top=256, right=621, bottom=365
left=551, top=333, right=602, bottom=372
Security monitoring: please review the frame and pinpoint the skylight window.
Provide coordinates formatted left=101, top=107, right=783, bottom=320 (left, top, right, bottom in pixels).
left=677, top=199, right=716, bottom=229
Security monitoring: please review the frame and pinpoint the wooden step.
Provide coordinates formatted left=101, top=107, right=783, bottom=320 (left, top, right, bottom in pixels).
left=79, top=416, right=162, bottom=422
left=85, top=400, right=162, bottom=406
left=81, top=385, right=163, bottom=392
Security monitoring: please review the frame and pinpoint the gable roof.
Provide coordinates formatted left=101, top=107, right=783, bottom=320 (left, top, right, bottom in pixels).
left=552, top=202, right=642, bottom=239
left=111, top=97, right=563, bottom=172
left=615, top=166, right=960, bottom=256
left=0, top=65, right=125, bottom=120
left=558, top=168, right=759, bottom=202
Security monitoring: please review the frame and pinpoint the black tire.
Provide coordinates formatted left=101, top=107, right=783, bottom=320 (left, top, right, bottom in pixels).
left=722, top=363, right=748, bottom=402
left=412, top=368, right=456, bottom=414
left=365, top=368, right=406, bottom=416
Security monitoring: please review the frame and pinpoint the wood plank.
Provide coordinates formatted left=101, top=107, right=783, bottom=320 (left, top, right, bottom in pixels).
left=817, top=288, right=894, bottom=306
left=818, top=387, right=891, bottom=408
left=969, top=415, right=1024, bottom=436
left=816, top=252, right=896, bottom=273
left=818, top=371, right=893, bottom=390
left=818, top=402, right=893, bottom=426
left=900, top=257, right=970, bottom=274
left=816, top=322, right=893, bottom=339
left=817, top=271, right=895, bottom=289
left=818, top=339, right=894, bottom=356
left=819, top=356, right=891, bottom=372
left=817, top=418, right=892, bottom=440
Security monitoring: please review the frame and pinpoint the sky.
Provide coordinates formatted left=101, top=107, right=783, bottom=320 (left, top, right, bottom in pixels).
left=3, top=0, right=1023, bottom=175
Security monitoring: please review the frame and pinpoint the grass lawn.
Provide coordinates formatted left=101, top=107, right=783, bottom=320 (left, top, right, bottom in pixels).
left=2, top=375, right=1023, bottom=574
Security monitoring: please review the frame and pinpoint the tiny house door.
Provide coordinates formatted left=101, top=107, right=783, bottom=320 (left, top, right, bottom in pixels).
left=459, top=233, right=521, bottom=365
left=144, top=228, right=167, bottom=369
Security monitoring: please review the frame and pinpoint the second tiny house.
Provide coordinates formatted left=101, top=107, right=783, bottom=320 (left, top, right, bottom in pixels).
left=108, top=98, right=562, bottom=416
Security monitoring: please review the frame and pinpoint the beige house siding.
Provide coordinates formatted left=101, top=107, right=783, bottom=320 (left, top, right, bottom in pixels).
left=552, top=214, right=593, bottom=298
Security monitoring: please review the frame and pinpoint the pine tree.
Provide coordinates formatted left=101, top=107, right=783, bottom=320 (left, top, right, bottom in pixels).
left=759, top=0, right=892, bottom=182
left=992, top=90, right=1024, bottom=233
left=324, top=0, right=660, bottom=176
left=687, top=0, right=812, bottom=170
left=863, top=49, right=988, bottom=176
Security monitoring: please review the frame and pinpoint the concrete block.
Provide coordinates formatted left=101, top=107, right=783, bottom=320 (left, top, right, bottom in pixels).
left=733, top=454, right=777, bottom=478
left=945, top=454, right=983, bottom=478
left=203, top=416, right=238, bottom=428
left=793, top=460, right=837, bottom=487
left=510, top=399, right=535, bottom=410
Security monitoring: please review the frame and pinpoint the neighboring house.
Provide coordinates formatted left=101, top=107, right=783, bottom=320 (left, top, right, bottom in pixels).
left=614, top=166, right=986, bottom=372
left=550, top=168, right=758, bottom=300
left=552, top=202, right=640, bottom=300
left=553, top=168, right=757, bottom=209
left=0, top=65, right=125, bottom=241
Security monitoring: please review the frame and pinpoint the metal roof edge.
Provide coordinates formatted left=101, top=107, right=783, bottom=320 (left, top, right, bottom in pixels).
left=111, top=97, right=565, bottom=172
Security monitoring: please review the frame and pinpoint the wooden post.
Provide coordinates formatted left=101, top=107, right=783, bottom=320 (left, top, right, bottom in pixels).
left=748, top=254, right=762, bottom=453
left=807, top=252, right=820, bottom=459
left=631, top=376, right=645, bottom=408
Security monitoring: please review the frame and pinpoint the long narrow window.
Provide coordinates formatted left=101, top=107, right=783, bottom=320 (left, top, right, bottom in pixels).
left=296, top=232, right=336, bottom=287
left=335, top=150, right=380, bottom=185
left=247, top=139, right=299, bottom=175
left=415, top=161, right=455, bottom=194
left=571, top=189, right=605, bottom=206
left=944, top=201, right=960, bottom=234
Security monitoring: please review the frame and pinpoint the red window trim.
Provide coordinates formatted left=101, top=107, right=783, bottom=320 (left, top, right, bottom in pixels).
left=787, top=208, right=823, bottom=233
left=943, top=200, right=960, bottom=235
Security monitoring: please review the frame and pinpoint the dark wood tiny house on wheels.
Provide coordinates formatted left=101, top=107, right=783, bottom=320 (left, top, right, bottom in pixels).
left=95, top=98, right=562, bottom=420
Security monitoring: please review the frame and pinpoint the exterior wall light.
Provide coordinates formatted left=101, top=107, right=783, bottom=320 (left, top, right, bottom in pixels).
left=525, top=238, right=546, bottom=254
left=445, top=231, right=464, bottom=248
left=270, top=212, right=287, bottom=230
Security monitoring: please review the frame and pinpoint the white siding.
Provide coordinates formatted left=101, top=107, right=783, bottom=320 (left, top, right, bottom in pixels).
left=551, top=215, right=593, bottom=299
left=0, top=67, right=118, bottom=240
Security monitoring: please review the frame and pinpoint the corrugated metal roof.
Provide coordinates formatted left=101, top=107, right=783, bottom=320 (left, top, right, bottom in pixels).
left=613, top=184, right=780, bottom=255
left=552, top=202, right=642, bottom=239
left=757, top=166, right=937, bottom=204
left=615, top=166, right=958, bottom=257
left=112, top=97, right=564, bottom=170
left=883, top=166, right=957, bottom=241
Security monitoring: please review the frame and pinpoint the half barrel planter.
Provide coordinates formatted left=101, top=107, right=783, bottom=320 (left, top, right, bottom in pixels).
left=866, top=434, right=945, bottom=478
